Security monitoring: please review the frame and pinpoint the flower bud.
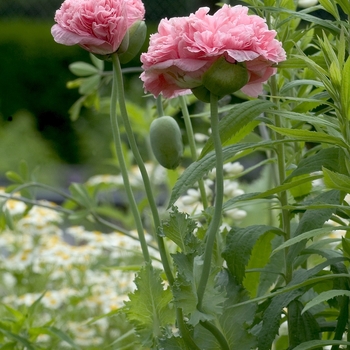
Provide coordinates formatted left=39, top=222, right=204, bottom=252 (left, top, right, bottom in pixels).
left=119, top=21, right=147, bottom=64
left=150, top=116, right=183, bottom=170
left=202, top=56, right=249, bottom=97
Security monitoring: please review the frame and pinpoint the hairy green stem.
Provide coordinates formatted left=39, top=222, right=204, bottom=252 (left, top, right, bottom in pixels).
left=179, top=96, right=208, bottom=209
left=112, top=54, right=199, bottom=345
left=112, top=53, right=174, bottom=284
left=110, top=53, right=150, bottom=263
left=197, top=93, right=224, bottom=310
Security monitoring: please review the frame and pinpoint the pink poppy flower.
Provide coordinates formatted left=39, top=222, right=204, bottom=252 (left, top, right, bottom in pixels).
left=140, top=5, right=286, bottom=98
left=51, top=0, right=145, bottom=55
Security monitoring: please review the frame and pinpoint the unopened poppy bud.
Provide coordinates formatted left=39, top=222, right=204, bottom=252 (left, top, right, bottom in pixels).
left=202, top=56, right=249, bottom=97
left=119, top=21, right=147, bottom=64
left=150, top=116, right=183, bottom=170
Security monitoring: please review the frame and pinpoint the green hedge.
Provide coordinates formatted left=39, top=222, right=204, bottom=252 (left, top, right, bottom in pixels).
left=0, top=20, right=91, bottom=163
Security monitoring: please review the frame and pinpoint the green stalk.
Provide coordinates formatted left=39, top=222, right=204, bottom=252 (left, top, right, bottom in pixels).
left=197, top=93, right=224, bottom=310
left=179, top=96, right=208, bottom=209
left=110, top=53, right=150, bottom=263
left=112, top=53, right=173, bottom=283
left=112, top=53, right=199, bottom=346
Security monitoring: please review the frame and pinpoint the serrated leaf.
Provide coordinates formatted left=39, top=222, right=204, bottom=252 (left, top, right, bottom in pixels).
left=323, top=167, right=350, bottom=192
left=244, top=231, right=276, bottom=297
left=222, top=225, right=283, bottom=285
left=285, top=147, right=339, bottom=181
left=172, top=253, right=226, bottom=327
left=69, top=61, right=99, bottom=76
left=302, top=290, right=350, bottom=315
left=124, top=264, right=175, bottom=347
left=257, top=260, right=335, bottom=350
left=268, top=125, right=348, bottom=148
left=199, top=100, right=275, bottom=158
left=158, top=334, right=189, bottom=349
left=215, top=270, right=257, bottom=349
left=162, top=207, right=198, bottom=253
left=288, top=300, right=321, bottom=349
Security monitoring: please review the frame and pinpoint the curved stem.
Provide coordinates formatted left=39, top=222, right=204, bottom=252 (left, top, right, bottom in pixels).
left=197, top=93, right=224, bottom=310
left=111, top=53, right=174, bottom=284
left=200, top=321, right=230, bottom=350
left=111, top=54, right=199, bottom=345
left=0, top=193, right=73, bottom=215
left=110, top=53, right=150, bottom=263
left=179, top=96, right=208, bottom=209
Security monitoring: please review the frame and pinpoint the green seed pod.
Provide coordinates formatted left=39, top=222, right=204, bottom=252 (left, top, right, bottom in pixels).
left=202, top=56, right=249, bottom=97
left=150, top=116, right=183, bottom=170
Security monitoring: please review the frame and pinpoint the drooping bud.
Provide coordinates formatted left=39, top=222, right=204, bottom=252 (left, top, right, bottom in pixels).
left=149, top=116, right=183, bottom=170
left=119, top=21, right=147, bottom=64
left=202, top=56, right=249, bottom=97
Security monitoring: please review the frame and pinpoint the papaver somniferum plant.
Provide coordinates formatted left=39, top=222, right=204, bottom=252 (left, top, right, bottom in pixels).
left=2, top=0, right=350, bottom=348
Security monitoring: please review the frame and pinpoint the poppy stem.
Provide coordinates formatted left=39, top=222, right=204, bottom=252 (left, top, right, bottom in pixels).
left=197, top=92, right=224, bottom=310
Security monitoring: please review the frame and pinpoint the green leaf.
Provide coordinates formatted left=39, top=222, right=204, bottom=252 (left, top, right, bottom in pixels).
left=318, top=0, right=340, bottom=19
left=272, top=226, right=350, bottom=255
left=257, top=260, right=339, bottom=350
left=29, top=326, right=79, bottom=349
left=78, top=74, right=100, bottom=95
left=172, top=253, right=226, bottom=326
left=266, top=109, right=339, bottom=130
left=199, top=100, right=275, bottom=158
left=336, top=0, right=350, bottom=15
left=69, top=61, right=99, bottom=76
left=323, top=167, right=350, bottom=192
left=268, top=125, right=348, bottom=148
left=274, top=190, right=341, bottom=260
left=69, top=183, right=95, bottom=209
left=244, top=231, right=277, bottom=297
left=68, top=96, right=86, bottom=121
left=340, top=57, right=350, bottom=120
left=285, top=147, right=340, bottom=181
left=168, top=140, right=286, bottom=208
left=162, top=207, right=198, bottom=253
left=288, top=300, right=321, bottom=349
left=124, top=263, right=175, bottom=347
left=0, top=329, right=35, bottom=350
left=216, top=270, right=257, bottom=349
left=302, top=290, right=350, bottom=314
left=222, top=225, right=283, bottom=285
left=90, top=53, right=104, bottom=71
left=5, top=171, right=23, bottom=184
left=293, top=340, right=350, bottom=350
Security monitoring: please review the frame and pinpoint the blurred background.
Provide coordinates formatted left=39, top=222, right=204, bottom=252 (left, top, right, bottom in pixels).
left=0, top=0, right=224, bottom=189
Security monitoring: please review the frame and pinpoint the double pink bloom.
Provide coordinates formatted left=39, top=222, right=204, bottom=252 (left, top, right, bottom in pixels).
left=51, top=0, right=145, bottom=55
left=141, top=5, right=286, bottom=98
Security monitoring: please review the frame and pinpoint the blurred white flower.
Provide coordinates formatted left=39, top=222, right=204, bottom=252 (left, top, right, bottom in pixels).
left=223, top=162, right=244, bottom=176
left=298, top=0, right=318, bottom=8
